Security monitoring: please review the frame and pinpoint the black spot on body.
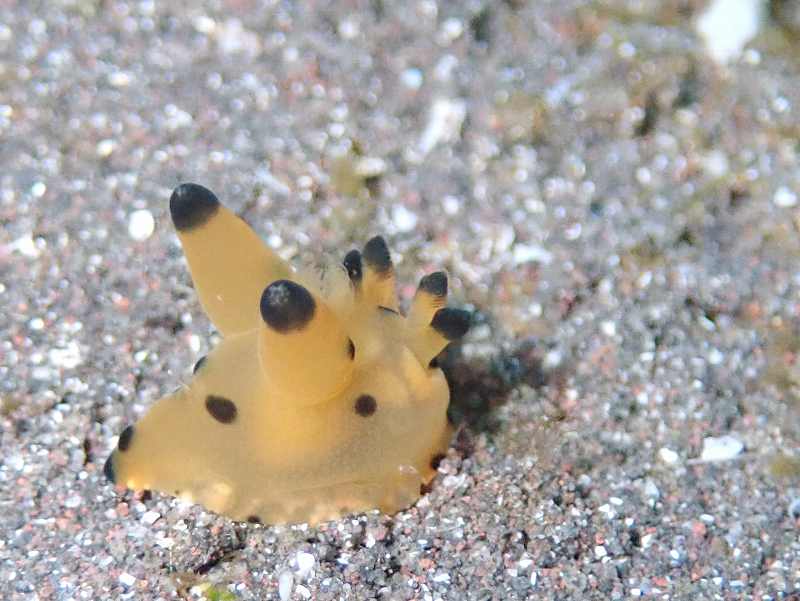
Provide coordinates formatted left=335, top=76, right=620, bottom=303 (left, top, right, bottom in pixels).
left=378, top=305, right=399, bottom=315
left=430, top=453, right=446, bottom=470
left=169, top=183, right=220, bottom=231
left=363, top=236, right=392, bottom=275
left=118, top=425, right=134, bottom=452
left=193, top=355, right=207, bottom=374
left=354, top=394, right=377, bottom=417
left=103, top=453, right=116, bottom=483
left=246, top=515, right=261, bottom=524
left=260, top=280, right=316, bottom=333
left=348, top=338, right=356, bottom=360
left=206, top=395, right=238, bottom=423
left=431, top=308, right=471, bottom=341
left=343, top=249, right=363, bottom=283
left=419, top=272, right=448, bottom=297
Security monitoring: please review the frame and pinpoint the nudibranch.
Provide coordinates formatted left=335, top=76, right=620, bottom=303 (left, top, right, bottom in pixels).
left=104, top=183, right=471, bottom=525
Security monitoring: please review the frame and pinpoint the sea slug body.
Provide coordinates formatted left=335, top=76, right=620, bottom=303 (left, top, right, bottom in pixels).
left=104, top=183, right=471, bottom=525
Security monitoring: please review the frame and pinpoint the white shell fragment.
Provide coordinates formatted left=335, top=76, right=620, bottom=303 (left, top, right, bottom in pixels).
left=418, top=98, right=466, bottom=156
left=699, top=435, right=744, bottom=462
left=128, top=209, right=155, bottom=241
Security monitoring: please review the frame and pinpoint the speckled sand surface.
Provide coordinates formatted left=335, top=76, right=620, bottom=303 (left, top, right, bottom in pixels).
left=2, top=1, right=800, bottom=599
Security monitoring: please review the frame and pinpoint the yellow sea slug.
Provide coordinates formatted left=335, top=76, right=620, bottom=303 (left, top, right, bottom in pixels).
left=104, top=183, right=471, bottom=525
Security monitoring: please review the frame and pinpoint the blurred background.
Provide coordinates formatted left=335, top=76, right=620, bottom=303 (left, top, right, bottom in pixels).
left=2, top=1, right=800, bottom=599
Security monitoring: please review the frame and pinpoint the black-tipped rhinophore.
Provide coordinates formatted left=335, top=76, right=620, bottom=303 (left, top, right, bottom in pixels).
left=431, top=308, right=471, bottom=341
left=169, top=183, right=220, bottom=231
left=419, top=272, right=448, bottom=297
left=260, top=280, right=316, bottom=333
left=343, top=250, right=363, bottom=283
left=363, top=236, right=392, bottom=274
left=103, top=453, right=116, bottom=484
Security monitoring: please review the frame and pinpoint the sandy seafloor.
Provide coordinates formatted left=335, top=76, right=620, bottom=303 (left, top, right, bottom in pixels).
left=3, top=0, right=800, bottom=599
